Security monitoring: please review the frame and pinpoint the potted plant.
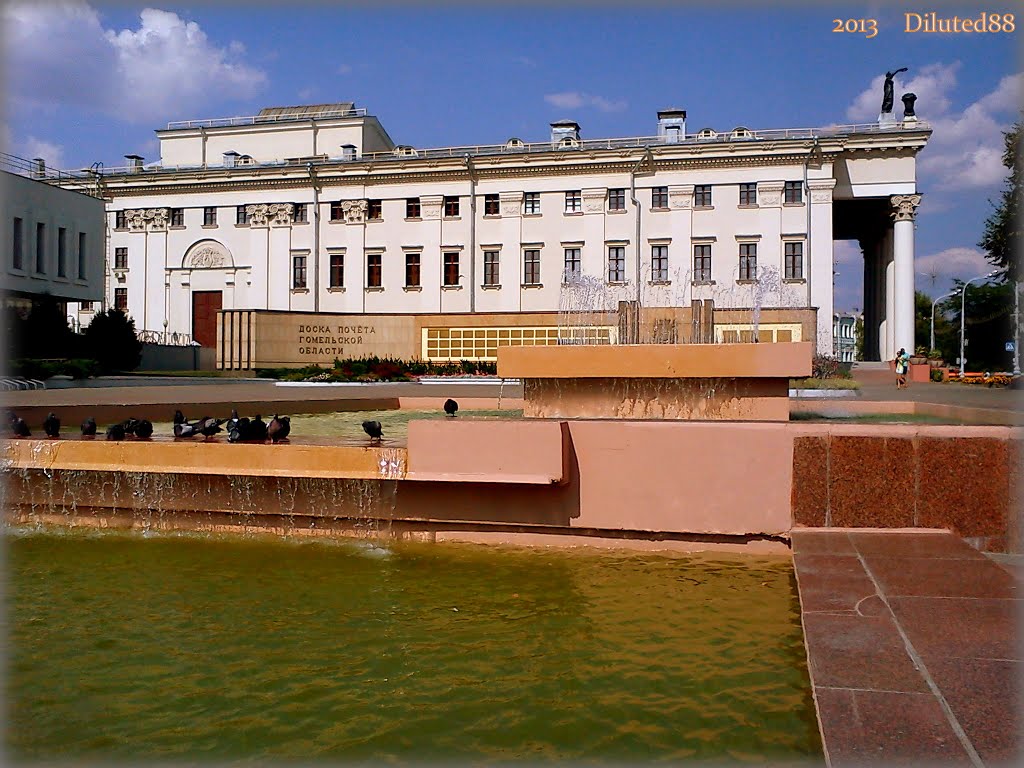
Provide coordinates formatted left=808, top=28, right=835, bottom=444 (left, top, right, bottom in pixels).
left=911, top=345, right=929, bottom=365
left=928, top=348, right=944, bottom=367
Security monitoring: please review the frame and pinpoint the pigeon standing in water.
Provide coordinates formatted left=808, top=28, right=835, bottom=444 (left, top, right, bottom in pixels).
left=43, top=412, right=61, bottom=438
left=227, top=416, right=250, bottom=443
left=106, top=423, right=126, bottom=441
left=443, top=398, right=459, bottom=417
left=268, top=415, right=291, bottom=443
left=134, top=419, right=154, bottom=439
left=122, top=418, right=140, bottom=437
left=249, top=414, right=268, bottom=442
left=173, top=410, right=187, bottom=426
left=196, top=417, right=224, bottom=441
left=362, top=420, right=383, bottom=442
left=9, top=413, right=30, bottom=438
left=173, top=420, right=198, bottom=439
left=81, top=417, right=97, bottom=437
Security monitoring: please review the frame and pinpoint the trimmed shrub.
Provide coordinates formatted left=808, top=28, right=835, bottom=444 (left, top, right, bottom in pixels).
left=83, top=309, right=143, bottom=373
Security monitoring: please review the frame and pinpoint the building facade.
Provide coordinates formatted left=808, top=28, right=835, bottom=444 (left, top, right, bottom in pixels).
left=58, top=103, right=930, bottom=366
left=833, top=313, right=860, bottom=362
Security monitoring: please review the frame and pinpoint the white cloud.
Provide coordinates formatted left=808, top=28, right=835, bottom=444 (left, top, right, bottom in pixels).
left=3, top=2, right=267, bottom=124
left=336, top=64, right=352, bottom=75
left=21, top=137, right=65, bottom=169
left=544, top=91, right=627, bottom=113
left=297, top=87, right=315, bottom=101
left=915, top=247, right=992, bottom=281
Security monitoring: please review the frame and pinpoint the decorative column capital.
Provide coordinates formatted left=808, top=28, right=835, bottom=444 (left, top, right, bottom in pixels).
left=246, top=203, right=270, bottom=228
left=758, top=182, right=785, bottom=208
left=499, top=191, right=523, bottom=217
left=420, top=195, right=443, bottom=220
left=890, top=194, right=922, bottom=222
left=668, top=184, right=694, bottom=210
left=808, top=178, right=837, bottom=204
left=126, top=208, right=168, bottom=232
left=339, top=199, right=368, bottom=224
left=268, top=203, right=294, bottom=227
left=582, top=188, right=606, bottom=214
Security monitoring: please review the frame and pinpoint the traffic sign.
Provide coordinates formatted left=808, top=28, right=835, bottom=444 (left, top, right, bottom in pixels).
left=1006, top=342, right=1015, bottom=352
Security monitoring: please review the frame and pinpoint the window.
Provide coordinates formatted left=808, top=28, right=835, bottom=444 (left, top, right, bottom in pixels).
left=367, top=253, right=383, bottom=288
left=444, top=196, right=460, bottom=217
left=785, top=242, right=803, bottom=280
left=565, top=190, right=582, bottom=213
left=443, top=252, right=460, bottom=286
left=329, top=253, right=344, bottom=288
left=12, top=217, right=23, bottom=270
left=203, top=207, right=217, bottom=226
left=170, top=208, right=184, bottom=227
left=524, top=192, right=540, bottom=215
left=739, top=243, right=757, bottom=280
left=330, top=201, right=344, bottom=221
left=77, top=232, right=86, bottom=279
left=785, top=181, right=803, bottom=204
left=484, top=194, right=499, bottom=216
left=405, top=252, right=421, bottom=287
left=739, top=183, right=757, bottom=206
left=367, top=199, right=382, bottom=220
left=608, top=188, right=626, bottom=211
left=607, top=246, right=626, bottom=282
left=563, top=248, right=581, bottom=281
left=651, top=245, right=669, bottom=282
left=694, top=185, right=712, bottom=207
left=35, top=223, right=45, bottom=273
left=236, top=206, right=250, bottom=225
left=406, top=198, right=421, bottom=218
left=114, top=288, right=128, bottom=312
left=693, top=244, right=712, bottom=281
left=293, top=204, right=307, bottom=223
left=292, top=254, right=307, bottom=289
left=652, top=186, right=669, bottom=208
left=523, top=249, right=541, bottom=285
left=114, top=247, right=128, bottom=270
left=80, top=300, right=94, bottom=311
left=115, top=211, right=127, bottom=230
left=57, top=227, right=67, bottom=277
left=483, top=250, right=500, bottom=286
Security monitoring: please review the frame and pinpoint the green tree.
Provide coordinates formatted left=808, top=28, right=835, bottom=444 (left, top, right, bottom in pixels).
left=915, top=290, right=956, bottom=357
left=979, top=118, right=1021, bottom=281
left=854, top=315, right=865, bottom=361
left=943, top=280, right=1013, bottom=371
left=83, top=309, right=143, bottom=373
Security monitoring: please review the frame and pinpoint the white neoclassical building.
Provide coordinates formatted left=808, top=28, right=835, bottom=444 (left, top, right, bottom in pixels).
left=58, top=102, right=929, bottom=366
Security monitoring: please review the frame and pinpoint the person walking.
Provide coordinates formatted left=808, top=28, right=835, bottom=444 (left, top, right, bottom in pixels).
left=894, top=347, right=909, bottom=389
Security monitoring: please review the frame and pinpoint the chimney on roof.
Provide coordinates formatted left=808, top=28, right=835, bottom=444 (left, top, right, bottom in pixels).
left=340, top=144, right=357, bottom=161
left=31, top=158, right=46, bottom=178
left=550, top=120, right=580, bottom=145
left=222, top=150, right=239, bottom=168
left=124, top=154, right=144, bottom=173
left=657, top=109, right=686, bottom=143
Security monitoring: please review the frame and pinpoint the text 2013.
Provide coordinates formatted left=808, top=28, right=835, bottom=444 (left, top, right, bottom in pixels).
left=832, top=18, right=879, bottom=38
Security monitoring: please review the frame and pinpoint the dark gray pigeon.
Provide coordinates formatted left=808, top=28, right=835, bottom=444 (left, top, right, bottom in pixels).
left=443, top=398, right=459, bottom=417
left=9, top=413, right=30, bottom=438
left=268, top=415, right=291, bottom=443
left=43, top=412, right=60, bottom=438
left=362, top=420, right=383, bottom=442
left=134, top=419, right=153, bottom=439
left=81, top=417, right=97, bottom=437
left=106, top=423, right=125, bottom=441
left=249, top=414, right=268, bottom=442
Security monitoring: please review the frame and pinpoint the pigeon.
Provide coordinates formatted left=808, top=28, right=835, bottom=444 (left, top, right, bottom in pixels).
left=134, top=419, right=153, bottom=439
left=9, top=413, right=30, bottom=438
left=227, top=409, right=240, bottom=432
left=362, top=420, right=383, bottom=442
left=122, top=418, right=140, bottom=437
left=443, top=398, right=459, bottom=417
left=43, top=412, right=61, bottom=438
left=227, top=416, right=250, bottom=443
left=106, top=423, right=126, bottom=441
left=173, top=421, right=198, bottom=439
left=173, top=410, right=187, bottom=426
left=268, top=415, right=291, bottom=443
left=249, top=414, right=268, bottom=442
left=196, top=417, right=225, bottom=441
left=81, top=417, right=97, bottom=437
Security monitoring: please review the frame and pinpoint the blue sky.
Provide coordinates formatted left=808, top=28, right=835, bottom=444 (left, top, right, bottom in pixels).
left=3, top=1, right=1021, bottom=312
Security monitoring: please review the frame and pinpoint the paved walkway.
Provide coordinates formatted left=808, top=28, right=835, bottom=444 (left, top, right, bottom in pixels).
left=792, top=529, right=1020, bottom=767
left=851, top=366, right=1024, bottom=412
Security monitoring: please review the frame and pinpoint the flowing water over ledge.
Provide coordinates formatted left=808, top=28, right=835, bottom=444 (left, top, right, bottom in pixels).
left=7, top=528, right=822, bottom=764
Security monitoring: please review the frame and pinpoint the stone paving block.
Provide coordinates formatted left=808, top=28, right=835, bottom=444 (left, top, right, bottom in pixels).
left=864, top=556, right=1020, bottom=599
left=849, top=530, right=988, bottom=560
left=917, top=437, right=1010, bottom=540
left=790, top=529, right=856, bottom=555
left=829, top=436, right=915, bottom=528
left=889, top=596, right=1022, bottom=662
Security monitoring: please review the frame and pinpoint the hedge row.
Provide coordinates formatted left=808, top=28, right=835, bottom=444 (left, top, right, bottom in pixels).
left=256, top=356, right=498, bottom=382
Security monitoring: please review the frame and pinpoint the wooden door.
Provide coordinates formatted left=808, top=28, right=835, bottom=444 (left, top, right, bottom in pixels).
left=191, top=291, right=222, bottom=348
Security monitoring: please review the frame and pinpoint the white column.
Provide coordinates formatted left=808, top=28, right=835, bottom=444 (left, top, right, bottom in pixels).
left=884, top=229, right=895, bottom=362
left=891, top=194, right=921, bottom=356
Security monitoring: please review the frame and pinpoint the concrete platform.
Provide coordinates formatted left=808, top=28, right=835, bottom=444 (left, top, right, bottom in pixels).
left=792, top=529, right=1021, bottom=767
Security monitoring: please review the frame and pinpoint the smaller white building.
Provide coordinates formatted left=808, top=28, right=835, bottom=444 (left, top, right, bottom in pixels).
left=833, top=312, right=859, bottom=362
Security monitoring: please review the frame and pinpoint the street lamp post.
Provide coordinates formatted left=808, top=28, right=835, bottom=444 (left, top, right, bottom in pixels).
left=930, top=289, right=957, bottom=353
left=959, top=270, right=999, bottom=376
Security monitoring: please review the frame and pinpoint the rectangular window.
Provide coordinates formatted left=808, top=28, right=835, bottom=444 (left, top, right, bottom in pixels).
left=35, top=222, right=45, bottom=273
left=114, top=247, right=128, bottom=270
left=785, top=242, right=804, bottom=280
left=329, top=253, right=344, bottom=288
left=367, top=199, right=382, bottom=220
left=693, top=244, right=712, bottom=282
left=608, top=188, right=626, bottom=211
left=57, top=227, right=67, bottom=277
left=367, top=253, right=383, bottom=288
left=293, top=204, right=307, bottom=223
left=405, top=253, right=421, bottom=287
left=694, top=185, right=712, bottom=207
left=170, top=208, right=184, bottom=227
left=292, top=254, right=307, bottom=289
left=115, top=211, right=127, bottom=230
left=565, top=190, right=582, bottom=213
left=785, top=181, right=803, bottom=204
left=114, top=288, right=128, bottom=312
left=607, top=246, right=625, bottom=282
left=484, top=194, right=499, bottom=216
left=77, top=232, right=86, bottom=279
left=523, top=249, right=541, bottom=285
left=330, top=201, right=344, bottom=221
left=12, top=217, right=23, bottom=270
left=483, top=250, right=500, bottom=286
left=739, top=183, right=757, bottom=206
left=406, top=198, right=421, bottom=218
left=203, top=207, right=217, bottom=226
left=80, top=300, right=94, bottom=311
left=652, top=186, right=669, bottom=208
left=524, top=192, right=540, bottom=215
left=651, top=245, right=669, bottom=282
left=444, top=196, right=460, bottom=217
left=443, top=252, right=460, bottom=286
left=236, top=205, right=250, bottom=225
left=563, top=247, right=581, bottom=281
left=739, top=243, right=757, bottom=280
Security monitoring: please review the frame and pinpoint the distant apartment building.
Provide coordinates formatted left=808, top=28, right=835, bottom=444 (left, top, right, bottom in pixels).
left=833, top=312, right=859, bottom=362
